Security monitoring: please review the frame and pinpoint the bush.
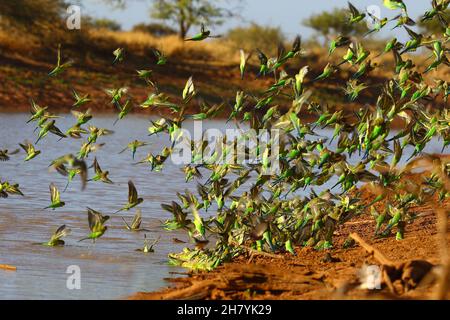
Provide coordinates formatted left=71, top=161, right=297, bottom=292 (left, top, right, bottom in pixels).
left=303, top=8, right=369, bottom=39
left=86, top=17, right=122, bottom=31
left=132, top=23, right=177, bottom=37
left=226, top=23, right=286, bottom=56
left=418, top=9, right=450, bottom=35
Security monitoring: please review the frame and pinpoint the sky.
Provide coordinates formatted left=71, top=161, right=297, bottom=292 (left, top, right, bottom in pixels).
left=82, top=0, right=432, bottom=40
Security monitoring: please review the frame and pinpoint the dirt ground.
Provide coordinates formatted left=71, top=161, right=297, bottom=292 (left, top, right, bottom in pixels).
left=130, top=187, right=450, bottom=300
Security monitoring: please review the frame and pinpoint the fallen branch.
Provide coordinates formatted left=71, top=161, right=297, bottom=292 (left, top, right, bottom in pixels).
left=350, top=233, right=393, bottom=266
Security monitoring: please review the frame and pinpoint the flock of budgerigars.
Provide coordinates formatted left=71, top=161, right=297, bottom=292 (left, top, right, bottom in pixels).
left=0, top=0, right=449, bottom=270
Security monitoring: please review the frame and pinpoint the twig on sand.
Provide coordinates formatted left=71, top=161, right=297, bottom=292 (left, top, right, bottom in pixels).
left=0, top=264, right=17, bottom=271
left=350, top=233, right=393, bottom=266
left=228, top=240, right=283, bottom=263
left=157, top=280, right=219, bottom=300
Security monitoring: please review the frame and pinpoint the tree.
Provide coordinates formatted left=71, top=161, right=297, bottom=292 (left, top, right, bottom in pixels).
left=0, top=0, right=66, bottom=32
left=303, top=8, right=369, bottom=41
left=150, top=0, right=235, bottom=39
left=132, top=23, right=177, bottom=37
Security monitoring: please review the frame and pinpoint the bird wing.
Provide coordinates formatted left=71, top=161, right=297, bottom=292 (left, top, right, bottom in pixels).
left=131, top=209, right=142, bottom=229
left=71, top=110, right=83, bottom=119
left=9, top=149, right=20, bottom=155
left=28, top=143, right=36, bottom=154
left=72, top=89, right=81, bottom=101
left=49, top=124, right=67, bottom=138
left=122, top=100, right=133, bottom=113
left=19, top=143, right=28, bottom=153
left=50, top=183, right=60, bottom=203
left=348, top=2, right=359, bottom=15
left=52, top=225, right=71, bottom=241
left=71, top=158, right=87, bottom=190
left=30, top=99, right=39, bottom=114
left=56, top=44, right=61, bottom=66
left=87, top=207, right=103, bottom=231
left=93, top=157, right=102, bottom=174
left=128, top=180, right=138, bottom=203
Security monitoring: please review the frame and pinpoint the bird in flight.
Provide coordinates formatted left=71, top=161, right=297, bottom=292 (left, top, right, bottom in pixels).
left=115, top=180, right=144, bottom=213
left=79, top=208, right=109, bottom=243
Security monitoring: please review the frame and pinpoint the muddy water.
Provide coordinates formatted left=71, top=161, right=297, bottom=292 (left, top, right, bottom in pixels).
left=0, top=113, right=445, bottom=299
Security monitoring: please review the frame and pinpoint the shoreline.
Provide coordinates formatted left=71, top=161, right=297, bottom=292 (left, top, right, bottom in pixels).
left=129, top=169, right=450, bottom=300
left=129, top=200, right=450, bottom=300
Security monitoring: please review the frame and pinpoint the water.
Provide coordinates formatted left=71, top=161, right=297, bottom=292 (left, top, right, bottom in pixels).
left=0, top=113, right=445, bottom=299
left=0, top=113, right=205, bottom=299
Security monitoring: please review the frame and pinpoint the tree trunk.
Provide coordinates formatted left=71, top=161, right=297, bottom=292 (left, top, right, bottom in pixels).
left=179, top=20, right=186, bottom=39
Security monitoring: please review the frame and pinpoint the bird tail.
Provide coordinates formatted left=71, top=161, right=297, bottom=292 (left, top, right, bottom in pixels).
left=63, top=181, right=70, bottom=193
left=78, top=237, right=90, bottom=242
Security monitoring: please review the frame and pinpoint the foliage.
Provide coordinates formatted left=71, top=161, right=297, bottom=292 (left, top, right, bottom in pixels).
left=150, top=0, right=236, bottom=38
left=0, top=0, right=66, bottom=32
left=132, top=23, right=177, bottom=37
left=86, top=17, right=122, bottom=31
left=303, top=7, right=369, bottom=39
left=226, top=23, right=286, bottom=56
left=417, top=9, right=450, bottom=35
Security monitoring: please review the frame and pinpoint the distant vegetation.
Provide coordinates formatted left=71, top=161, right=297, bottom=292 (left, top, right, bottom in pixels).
left=132, top=23, right=177, bottom=37
left=150, top=0, right=237, bottom=39
left=226, top=23, right=286, bottom=56
left=86, top=17, right=122, bottom=31
left=303, top=7, right=370, bottom=43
